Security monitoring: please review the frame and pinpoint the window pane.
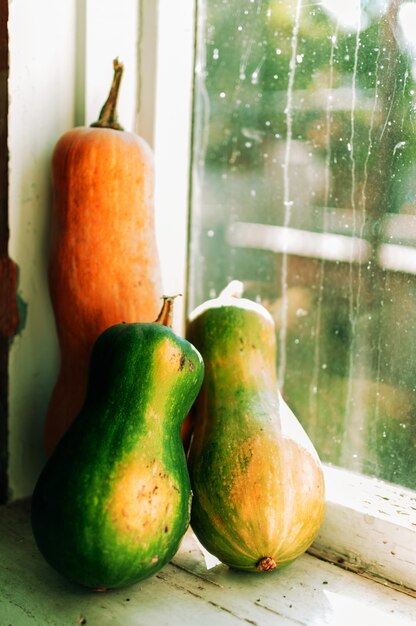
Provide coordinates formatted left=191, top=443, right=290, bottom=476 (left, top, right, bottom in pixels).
left=188, top=0, right=416, bottom=490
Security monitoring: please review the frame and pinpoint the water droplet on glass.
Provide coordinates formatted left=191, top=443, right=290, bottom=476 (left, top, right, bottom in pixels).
left=213, top=48, right=219, bottom=60
left=250, top=189, right=257, bottom=197
left=207, top=230, right=214, bottom=238
left=219, top=92, right=226, bottom=99
left=275, top=48, right=282, bottom=55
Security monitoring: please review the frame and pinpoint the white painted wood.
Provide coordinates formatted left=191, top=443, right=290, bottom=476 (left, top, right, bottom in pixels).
left=314, top=465, right=416, bottom=593
left=152, top=0, right=196, bottom=334
left=0, top=500, right=415, bottom=626
left=75, top=0, right=87, bottom=126
left=136, top=0, right=159, bottom=148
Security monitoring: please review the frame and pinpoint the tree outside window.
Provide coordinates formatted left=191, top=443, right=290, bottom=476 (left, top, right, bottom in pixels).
left=188, top=0, right=416, bottom=490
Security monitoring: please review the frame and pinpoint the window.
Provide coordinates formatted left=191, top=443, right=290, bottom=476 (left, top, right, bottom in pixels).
left=186, top=0, right=416, bottom=591
left=188, top=0, right=416, bottom=491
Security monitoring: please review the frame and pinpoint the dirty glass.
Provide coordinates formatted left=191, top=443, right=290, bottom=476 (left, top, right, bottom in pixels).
left=187, top=0, right=416, bottom=490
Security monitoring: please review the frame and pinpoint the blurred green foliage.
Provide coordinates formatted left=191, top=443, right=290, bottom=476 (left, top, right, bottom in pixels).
left=190, top=0, right=416, bottom=489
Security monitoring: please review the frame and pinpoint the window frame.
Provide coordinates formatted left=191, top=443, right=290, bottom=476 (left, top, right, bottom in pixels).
left=312, top=465, right=416, bottom=594
left=148, top=0, right=416, bottom=595
left=138, top=0, right=197, bottom=334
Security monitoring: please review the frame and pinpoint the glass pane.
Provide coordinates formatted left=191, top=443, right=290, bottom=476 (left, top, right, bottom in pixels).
left=188, top=0, right=416, bottom=490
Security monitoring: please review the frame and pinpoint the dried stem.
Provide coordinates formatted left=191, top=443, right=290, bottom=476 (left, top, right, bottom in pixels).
left=155, top=295, right=182, bottom=328
left=256, top=556, right=277, bottom=572
left=91, top=58, right=124, bottom=130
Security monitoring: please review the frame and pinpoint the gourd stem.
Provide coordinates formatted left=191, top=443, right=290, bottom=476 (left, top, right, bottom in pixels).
left=155, top=295, right=182, bottom=328
left=91, top=58, right=124, bottom=131
left=256, top=556, right=277, bottom=572
left=219, top=280, right=244, bottom=300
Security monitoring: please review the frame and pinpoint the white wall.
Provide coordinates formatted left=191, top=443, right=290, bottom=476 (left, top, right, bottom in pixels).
left=8, top=0, right=77, bottom=499
left=8, top=0, right=139, bottom=499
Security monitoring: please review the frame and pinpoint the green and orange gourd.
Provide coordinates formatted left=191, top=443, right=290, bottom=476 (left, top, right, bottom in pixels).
left=187, top=281, right=325, bottom=572
left=31, top=298, right=204, bottom=589
left=45, top=59, right=163, bottom=455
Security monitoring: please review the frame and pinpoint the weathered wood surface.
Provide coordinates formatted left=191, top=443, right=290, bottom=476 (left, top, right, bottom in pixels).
left=0, top=500, right=415, bottom=626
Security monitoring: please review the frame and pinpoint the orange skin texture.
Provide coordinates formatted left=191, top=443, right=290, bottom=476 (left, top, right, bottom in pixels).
left=45, top=127, right=162, bottom=455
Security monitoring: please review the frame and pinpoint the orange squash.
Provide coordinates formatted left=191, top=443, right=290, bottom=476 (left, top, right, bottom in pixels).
left=44, top=59, right=162, bottom=455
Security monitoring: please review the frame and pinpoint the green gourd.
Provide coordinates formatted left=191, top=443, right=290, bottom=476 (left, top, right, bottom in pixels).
left=31, top=298, right=204, bottom=590
left=187, top=281, right=325, bottom=572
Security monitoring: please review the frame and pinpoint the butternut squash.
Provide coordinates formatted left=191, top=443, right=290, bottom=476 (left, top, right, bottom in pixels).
left=187, top=281, right=325, bottom=571
left=45, top=59, right=162, bottom=454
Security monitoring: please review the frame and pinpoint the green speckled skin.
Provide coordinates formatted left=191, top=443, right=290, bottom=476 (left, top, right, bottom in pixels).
left=31, top=322, right=204, bottom=590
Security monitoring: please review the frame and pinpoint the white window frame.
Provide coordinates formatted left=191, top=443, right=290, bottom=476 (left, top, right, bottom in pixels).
left=146, top=0, right=416, bottom=595
left=131, top=0, right=197, bottom=335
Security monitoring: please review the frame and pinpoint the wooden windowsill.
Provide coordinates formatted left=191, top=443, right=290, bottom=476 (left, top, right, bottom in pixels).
left=1, top=499, right=415, bottom=625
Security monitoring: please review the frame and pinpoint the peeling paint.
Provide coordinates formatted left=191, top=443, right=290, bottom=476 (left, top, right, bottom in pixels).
left=0, top=257, right=19, bottom=339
